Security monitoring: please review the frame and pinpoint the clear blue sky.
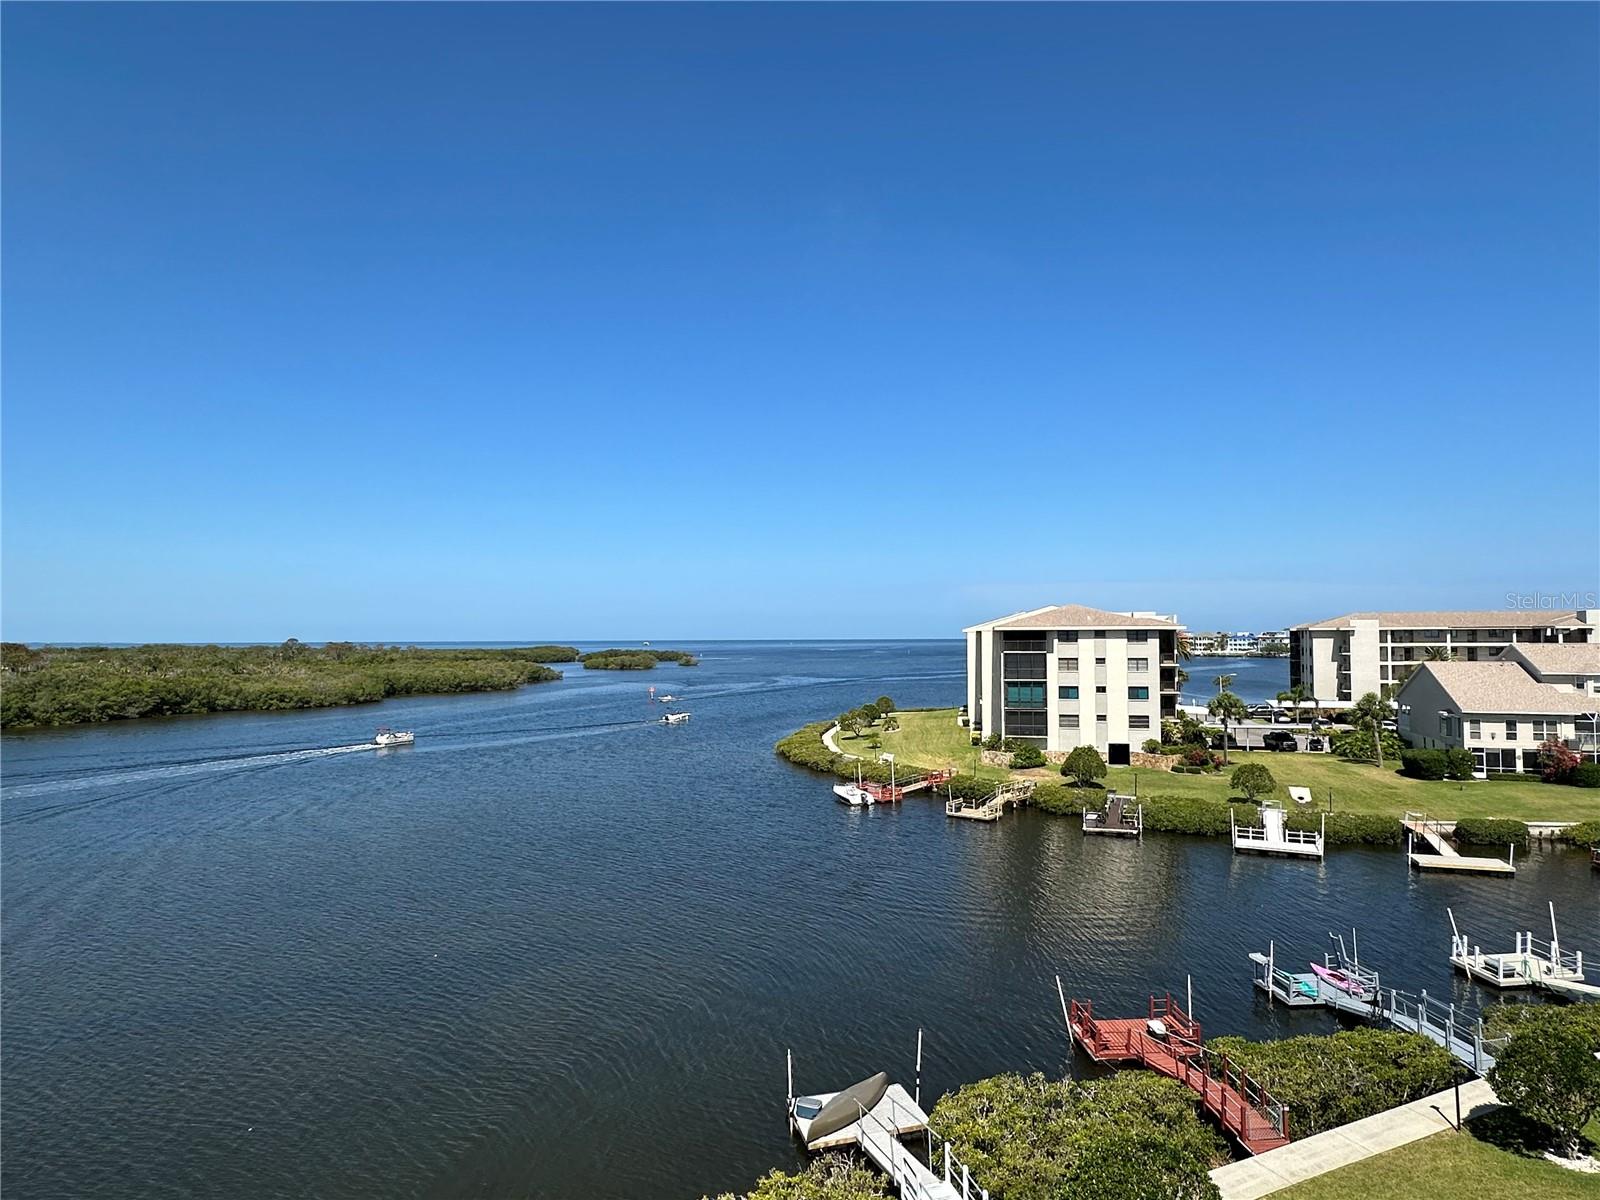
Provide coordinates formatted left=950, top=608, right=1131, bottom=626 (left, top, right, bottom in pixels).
left=4, top=3, right=1596, bottom=642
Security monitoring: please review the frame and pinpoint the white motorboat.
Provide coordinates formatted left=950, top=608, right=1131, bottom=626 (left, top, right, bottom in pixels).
left=656, top=694, right=677, bottom=703
left=833, top=765, right=873, bottom=806
left=660, top=711, right=691, bottom=725
left=373, top=727, right=415, bottom=747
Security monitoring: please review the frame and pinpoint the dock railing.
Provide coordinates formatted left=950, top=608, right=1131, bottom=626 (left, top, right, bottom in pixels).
left=1380, top=987, right=1502, bottom=1074
left=1233, top=823, right=1322, bottom=848
left=851, top=1093, right=988, bottom=1200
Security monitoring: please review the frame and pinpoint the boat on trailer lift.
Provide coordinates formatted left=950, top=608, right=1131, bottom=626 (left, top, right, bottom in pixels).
left=834, top=763, right=874, bottom=807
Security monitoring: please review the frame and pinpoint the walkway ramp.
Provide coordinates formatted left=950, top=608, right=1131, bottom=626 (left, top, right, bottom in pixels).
left=1064, top=992, right=1290, bottom=1155
left=1403, top=811, right=1514, bottom=875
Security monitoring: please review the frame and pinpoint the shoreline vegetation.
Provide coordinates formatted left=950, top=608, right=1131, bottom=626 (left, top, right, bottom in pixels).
left=578, top=648, right=699, bottom=670
left=0, top=641, right=579, bottom=728
left=776, top=708, right=1600, bottom=842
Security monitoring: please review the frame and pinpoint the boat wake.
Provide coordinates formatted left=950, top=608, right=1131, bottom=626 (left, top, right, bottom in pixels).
left=2, top=743, right=377, bottom=803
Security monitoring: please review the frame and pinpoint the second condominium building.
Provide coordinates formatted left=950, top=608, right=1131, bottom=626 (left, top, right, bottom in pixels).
left=964, top=604, right=1182, bottom=764
left=1288, top=609, right=1597, bottom=703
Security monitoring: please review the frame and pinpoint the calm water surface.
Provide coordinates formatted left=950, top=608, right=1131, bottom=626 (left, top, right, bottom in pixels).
left=3, top=641, right=1595, bottom=1199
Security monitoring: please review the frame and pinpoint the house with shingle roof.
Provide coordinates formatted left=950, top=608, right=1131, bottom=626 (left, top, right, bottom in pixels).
left=1288, top=608, right=1597, bottom=705
left=1395, top=659, right=1600, bottom=775
left=963, top=605, right=1183, bottom=763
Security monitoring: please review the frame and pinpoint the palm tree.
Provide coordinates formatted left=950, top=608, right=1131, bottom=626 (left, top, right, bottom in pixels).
left=1349, top=692, right=1390, bottom=769
left=1176, top=632, right=1194, bottom=662
left=1424, top=646, right=1455, bottom=662
left=1213, top=673, right=1235, bottom=695
left=1208, top=692, right=1249, bottom=765
left=1277, top=683, right=1312, bottom=726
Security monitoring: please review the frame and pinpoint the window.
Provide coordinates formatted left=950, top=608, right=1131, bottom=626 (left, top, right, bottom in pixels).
left=1095, top=685, right=1107, bottom=694
left=1005, top=710, right=1047, bottom=737
left=1468, top=720, right=1481, bottom=739
left=1002, top=633, right=1046, bottom=652
left=1059, top=686, right=1079, bottom=700
left=1059, top=658, right=1079, bottom=672
left=1005, top=682, right=1045, bottom=707
left=1532, top=719, right=1561, bottom=741
left=1505, top=720, right=1518, bottom=740
left=1129, top=715, right=1151, bottom=730
left=1059, top=631, right=1078, bottom=643
left=1059, top=714, right=1079, bottom=729
left=1128, top=658, right=1148, bottom=672
left=1128, top=686, right=1150, bottom=700
left=1095, top=657, right=1106, bottom=666
left=1004, top=652, right=1046, bottom=680
left=1128, top=631, right=1149, bottom=642
left=1097, top=714, right=1107, bottom=723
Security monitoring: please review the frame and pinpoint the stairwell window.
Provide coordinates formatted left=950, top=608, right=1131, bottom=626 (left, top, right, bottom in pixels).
left=1059, top=714, right=1079, bottom=729
left=1128, top=631, right=1149, bottom=642
left=1129, top=715, right=1151, bottom=730
left=1128, top=686, right=1149, bottom=700
left=1128, top=658, right=1148, bottom=673
left=1060, top=686, right=1079, bottom=700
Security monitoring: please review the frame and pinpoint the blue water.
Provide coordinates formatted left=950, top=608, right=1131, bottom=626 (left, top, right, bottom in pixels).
left=1178, top=655, right=1290, bottom=706
left=2, top=641, right=1593, bottom=1199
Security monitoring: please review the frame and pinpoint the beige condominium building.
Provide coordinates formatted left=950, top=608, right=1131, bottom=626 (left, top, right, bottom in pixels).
left=964, top=605, right=1182, bottom=764
left=1288, top=609, right=1597, bottom=703
left=1394, top=643, right=1600, bottom=774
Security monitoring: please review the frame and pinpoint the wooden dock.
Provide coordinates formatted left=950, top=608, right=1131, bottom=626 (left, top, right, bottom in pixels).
left=1063, top=991, right=1291, bottom=1155
left=1403, top=812, right=1514, bottom=876
left=945, top=781, right=1031, bottom=823
left=1082, top=793, right=1142, bottom=837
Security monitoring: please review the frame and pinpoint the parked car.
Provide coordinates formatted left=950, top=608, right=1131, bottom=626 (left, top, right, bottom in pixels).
left=1273, top=711, right=1294, bottom=724
left=1211, top=732, right=1246, bottom=751
left=1247, top=704, right=1274, bottom=719
left=1262, top=731, right=1299, bottom=752
left=1306, top=737, right=1325, bottom=752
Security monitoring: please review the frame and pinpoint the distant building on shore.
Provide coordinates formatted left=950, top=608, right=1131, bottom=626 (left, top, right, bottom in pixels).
left=1188, top=630, right=1289, bottom=656
left=1289, top=609, right=1597, bottom=703
left=963, top=605, right=1182, bottom=764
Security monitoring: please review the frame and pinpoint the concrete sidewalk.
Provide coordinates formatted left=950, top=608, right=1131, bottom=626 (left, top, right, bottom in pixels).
left=1210, top=1079, right=1501, bottom=1200
left=821, top=723, right=858, bottom=760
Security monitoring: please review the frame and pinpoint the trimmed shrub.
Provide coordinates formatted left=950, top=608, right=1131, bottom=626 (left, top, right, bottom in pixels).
left=1444, top=747, right=1476, bottom=781
left=1559, top=819, right=1600, bottom=845
left=1207, top=1029, right=1455, bottom=1137
left=1141, top=738, right=1163, bottom=754
left=1061, top=746, right=1108, bottom=786
left=1452, top=817, right=1529, bottom=847
left=1570, top=762, right=1600, bottom=789
left=1008, top=743, right=1047, bottom=768
left=983, top=732, right=1003, bottom=750
left=929, top=1072, right=1224, bottom=1200
left=1139, top=796, right=1238, bottom=837
left=702, top=1154, right=891, bottom=1200
left=1031, top=783, right=1090, bottom=815
left=1230, top=763, right=1277, bottom=801
left=1288, top=811, right=1403, bottom=846
left=1400, top=748, right=1447, bottom=781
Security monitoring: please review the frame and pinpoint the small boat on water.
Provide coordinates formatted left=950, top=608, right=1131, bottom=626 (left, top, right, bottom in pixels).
left=660, top=711, right=691, bottom=725
left=833, top=765, right=873, bottom=806
left=1310, top=961, right=1370, bottom=999
left=656, top=694, right=677, bottom=703
left=373, top=727, right=414, bottom=747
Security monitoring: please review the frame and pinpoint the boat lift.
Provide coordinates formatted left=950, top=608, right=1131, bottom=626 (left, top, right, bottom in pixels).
left=1448, top=904, right=1598, bottom=997
left=786, top=1036, right=989, bottom=1200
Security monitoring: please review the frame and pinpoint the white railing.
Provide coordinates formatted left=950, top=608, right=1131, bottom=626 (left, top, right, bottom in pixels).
left=852, top=1095, right=989, bottom=1200
left=1235, top=825, right=1321, bottom=846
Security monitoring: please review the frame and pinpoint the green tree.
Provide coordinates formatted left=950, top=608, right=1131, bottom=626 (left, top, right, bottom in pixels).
left=1423, top=646, right=1455, bottom=662
left=1231, top=762, right=1277, bottom=801
left=857, top=702, right=881, bottom=725
left=703, top=1154, right=891, bottom=1200
left=1061, top=745, right=1108, bottom=786
left=1212, top=672, right=1235, bottom=695
left=1347, top=692, right=1391, bottom=769
left=882, top=715, right=899, bottom=733
left=1277, top=683, right=1312, bottom=725
left=1490, top=1023, right=1600, bottom=1159
left=874, top=695, right=895, bottom=714
left=1207, top=692, right=1249, bottom=764
left=837, top=711, right=863, bottom=738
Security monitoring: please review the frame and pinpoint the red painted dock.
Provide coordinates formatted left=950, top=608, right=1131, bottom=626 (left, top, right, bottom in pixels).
left=863, top=769, right=954, bottom=803
left=1067, top=994, right=1291, bottom=1155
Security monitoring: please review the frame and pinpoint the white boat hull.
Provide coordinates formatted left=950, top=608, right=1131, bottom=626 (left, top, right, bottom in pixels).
left=833, top=784, right=873, bottom=806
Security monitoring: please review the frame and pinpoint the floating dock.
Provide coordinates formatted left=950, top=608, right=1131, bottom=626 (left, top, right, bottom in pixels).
left=1232, top=805, right=1324, bottom=859
left=1448, top=904, right=1598, bottom=995
left=787, top=1051, right=989, bottom=1200
left=1403, top=812, right=1514, bottom=876
left=1248, top=936, right=1501, bottom=1075
left=1059, top=985, right=1291, bottom=1155
left=1082, top=794, right=1142, bottom=837
left=945, top=781, right=1031, bottom=823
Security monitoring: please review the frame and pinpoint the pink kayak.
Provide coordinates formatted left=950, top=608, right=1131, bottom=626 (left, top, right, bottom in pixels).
left=1310, top=961, right=1371, bottom=999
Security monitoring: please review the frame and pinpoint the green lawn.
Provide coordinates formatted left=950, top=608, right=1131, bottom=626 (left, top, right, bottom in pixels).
left=1275, top=1129, right=1599, bottom=1200
left=837, top=709, right=1600, bottom=822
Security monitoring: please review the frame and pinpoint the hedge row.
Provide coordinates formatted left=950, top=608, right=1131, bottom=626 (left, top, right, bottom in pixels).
left=1452, top=817, right=1531, bottom=848
left=1207, top=1029, right=1456, bottom=1138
